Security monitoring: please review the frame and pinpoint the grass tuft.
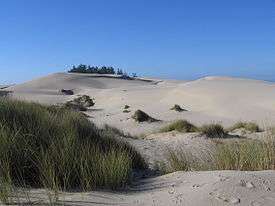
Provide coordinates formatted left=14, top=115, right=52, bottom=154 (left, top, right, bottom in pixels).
left=199, top=124, right=227, bottom=138
left=160, top=120, right=198, bottom=133
left=228, top=121, right=262, bottom=133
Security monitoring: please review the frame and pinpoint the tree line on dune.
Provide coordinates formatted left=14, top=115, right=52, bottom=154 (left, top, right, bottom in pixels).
left=68, top=64, right=137, bottom=77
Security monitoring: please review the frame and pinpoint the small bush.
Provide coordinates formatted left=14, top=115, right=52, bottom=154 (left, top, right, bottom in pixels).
left=160, top=120, right=197, bottom=133
left=64, top=95, right=95, bottom=111
left=132, top=110, right=159, bottom=123
left=60, top=89, right=74, bottom=95
left=199, top=124, right=227, bottom=138
left=0, top=99, right=147, bottom=192
left=123, top=109, right=130, bottom=113
left=170, top=104, right=187, bottom=112
left=228, top=122, right=261, bottom=133
left=124, top=105, right=130, bottom=109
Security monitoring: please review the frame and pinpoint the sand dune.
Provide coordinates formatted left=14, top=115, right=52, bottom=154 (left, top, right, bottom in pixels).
left=8, top=72, right=275, bottom=134
left=6, top=73, right=275, bottom=205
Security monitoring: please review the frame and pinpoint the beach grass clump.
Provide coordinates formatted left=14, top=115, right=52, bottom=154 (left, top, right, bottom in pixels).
left=214, top=139, right=275, bottom=170
left=228, top=121, right=262, bottom=133
left=132, top=110, right=159, bottom=123
left=0, top=98, right=147, bottom=193
left=199, top=124, right=227, bottom=138
left=165, top=136, right=275, bottom=172
left=160, top=120, right=197, bottom=133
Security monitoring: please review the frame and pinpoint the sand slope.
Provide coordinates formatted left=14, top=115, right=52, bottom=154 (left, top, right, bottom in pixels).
left=23, top=171, right=275, bottom=206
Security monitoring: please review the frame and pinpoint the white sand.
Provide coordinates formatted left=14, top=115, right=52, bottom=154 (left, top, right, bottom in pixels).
left=6, top=72, right=275, bottom=205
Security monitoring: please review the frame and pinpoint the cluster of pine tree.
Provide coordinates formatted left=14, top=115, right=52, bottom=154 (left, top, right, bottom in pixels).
left=68, top=64, right=126, bottom=75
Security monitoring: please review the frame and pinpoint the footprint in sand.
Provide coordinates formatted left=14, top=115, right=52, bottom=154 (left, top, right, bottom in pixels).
left=239, top=180, right=255, bottom=189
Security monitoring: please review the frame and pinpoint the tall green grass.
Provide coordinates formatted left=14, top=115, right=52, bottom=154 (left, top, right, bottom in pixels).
left=199, top=124, right=226, bottom=138
left=0, top=98, right=147, bottom=195
left=165, top=137, right=275, bottom=173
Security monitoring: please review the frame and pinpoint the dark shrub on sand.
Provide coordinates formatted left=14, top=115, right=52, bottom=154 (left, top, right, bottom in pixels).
left=60, top=89, right=74, bottom=95
left=124, top=105, right=130, bottom=109
left=170, top=104, right=187, bottom=112
left=64, top=95, right=95, bottom=111
left=132, top=110, right=159, bottom=122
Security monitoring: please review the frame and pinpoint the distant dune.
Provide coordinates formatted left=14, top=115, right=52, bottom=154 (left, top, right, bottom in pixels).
left=8, top=72, right=275, bottom=134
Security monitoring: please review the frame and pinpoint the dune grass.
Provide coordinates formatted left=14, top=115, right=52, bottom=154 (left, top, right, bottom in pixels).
left=228, top=121, right=262, bottom=133
left=199, top=123, right=227, bottom=138
left=0, top=98, right=147, bottom=196
left=165, top=136, right=275, bottom=173
left=160, top=120, right=198, bottom=133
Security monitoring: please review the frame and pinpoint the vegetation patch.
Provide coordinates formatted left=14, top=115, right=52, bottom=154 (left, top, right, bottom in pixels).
left=199, top=124, right=227, bottom=138
left=0, top=98, right=147, bottom=193
left=165, top=137, right=275, bottom=173
left=228, top=121, right=262, bottom=133
left=0, top=91, right=12, bottom=97
left=160, top=120, right=197, bottom=133
left=68, top=64, right=137, bottom=78
left=124, top=105, right=130, bottom=109
left=170, top=104, right=187, bottom=112
left=132, top=110, right=159, bottom=123
left=64, top=95, right=95, bottom=111
left=60, top=89, right=74, bottom=95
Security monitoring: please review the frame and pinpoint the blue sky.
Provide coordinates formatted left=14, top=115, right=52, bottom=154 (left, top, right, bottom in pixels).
left=0, top=0, right=274, bottom=84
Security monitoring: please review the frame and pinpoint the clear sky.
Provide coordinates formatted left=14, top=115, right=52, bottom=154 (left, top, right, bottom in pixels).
left=0, top=0, right=274, bottom=84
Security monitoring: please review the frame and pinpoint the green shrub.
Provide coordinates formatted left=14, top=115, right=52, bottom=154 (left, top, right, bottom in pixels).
left=124, top=105, right=130, bottom=109
left=199, top=124, right=227, bottom=138
left=160, top=120, right=197, bottom=133
left=0, top=99, right=147, bottom=191
left=228, top=122, right=261, bottom=133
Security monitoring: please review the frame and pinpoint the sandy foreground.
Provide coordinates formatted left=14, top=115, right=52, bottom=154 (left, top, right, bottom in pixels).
left=2, top=72, right=275, bottom=205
